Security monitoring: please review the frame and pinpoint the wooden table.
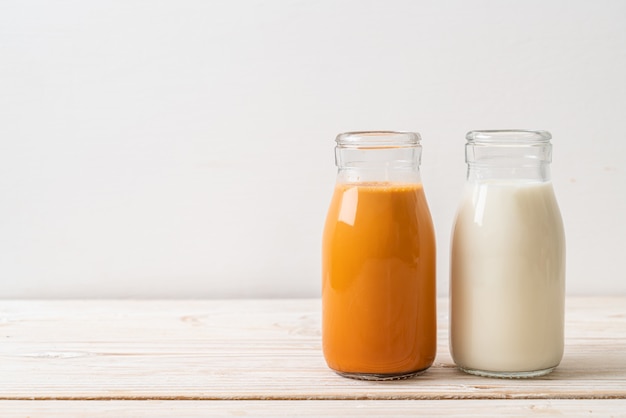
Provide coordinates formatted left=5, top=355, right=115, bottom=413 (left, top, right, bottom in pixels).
left=1, top=298, right=625, bottom=417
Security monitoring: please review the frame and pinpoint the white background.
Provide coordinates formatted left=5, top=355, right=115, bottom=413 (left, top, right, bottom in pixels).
left=1, top=0, right=625, bottom=298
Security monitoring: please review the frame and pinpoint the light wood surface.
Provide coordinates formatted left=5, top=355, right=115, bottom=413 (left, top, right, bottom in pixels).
left=1, top=400, right=626, bottom=417
left=0, top=298, right=625, bottom=416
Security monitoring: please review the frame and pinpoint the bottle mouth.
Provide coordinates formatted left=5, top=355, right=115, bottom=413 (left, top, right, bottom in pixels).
left=466, top=130, right=551, bottom=144
left=336, top=131, right=421, bottom=147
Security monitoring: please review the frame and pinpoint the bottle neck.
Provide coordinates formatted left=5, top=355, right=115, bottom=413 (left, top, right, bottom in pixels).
left=467, top=162, right=552, bottom=183
left=333, top=131, right=424, bottom=184
left=465, top=140, right=552, bottom=183
left=336, top=145, right=422, bottom=184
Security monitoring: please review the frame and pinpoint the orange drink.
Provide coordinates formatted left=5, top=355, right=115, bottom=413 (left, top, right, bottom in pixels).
left=322, top=181, right=436, bottom=379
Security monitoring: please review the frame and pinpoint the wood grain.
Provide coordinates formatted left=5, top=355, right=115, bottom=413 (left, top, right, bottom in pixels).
left=0, top=298, right=624, bottom=402
left=1, top=400, right=626, bottom=417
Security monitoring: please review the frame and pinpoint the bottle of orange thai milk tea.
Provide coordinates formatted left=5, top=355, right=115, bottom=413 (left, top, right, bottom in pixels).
left=322, top=131, right=436, bottom=380
left=450, top=130, right=566, bottom=378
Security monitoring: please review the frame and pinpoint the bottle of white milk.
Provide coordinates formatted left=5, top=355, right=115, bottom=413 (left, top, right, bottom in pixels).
left=450, top=130, right=565, bottom=378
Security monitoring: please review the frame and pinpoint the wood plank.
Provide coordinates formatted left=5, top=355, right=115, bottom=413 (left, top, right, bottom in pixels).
left=1, top=400, right=626, bottom=417
left=0, top=298, right=625, bottom=400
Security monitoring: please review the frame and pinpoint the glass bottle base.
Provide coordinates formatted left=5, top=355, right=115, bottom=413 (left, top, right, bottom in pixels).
left=458, top=366, right=556, bottom=379
left=335, top=367, right=428, bottom=381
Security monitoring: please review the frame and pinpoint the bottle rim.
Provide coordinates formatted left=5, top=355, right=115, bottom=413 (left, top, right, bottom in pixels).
left=466, top=130, right=551, bottom=144
left=336, top=131, right=421, bottom=147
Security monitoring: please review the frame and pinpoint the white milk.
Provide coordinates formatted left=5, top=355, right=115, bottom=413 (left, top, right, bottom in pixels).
left=450, top=181, right=565, bottom=375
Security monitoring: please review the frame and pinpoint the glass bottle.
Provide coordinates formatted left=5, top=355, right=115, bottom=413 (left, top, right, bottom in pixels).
left=450, top=130, right=566, bottom=378
left=322, top=131, right=437, bottom=380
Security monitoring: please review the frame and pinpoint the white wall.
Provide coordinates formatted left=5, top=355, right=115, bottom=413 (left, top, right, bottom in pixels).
left=1, top=0, right=625, bottom=298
